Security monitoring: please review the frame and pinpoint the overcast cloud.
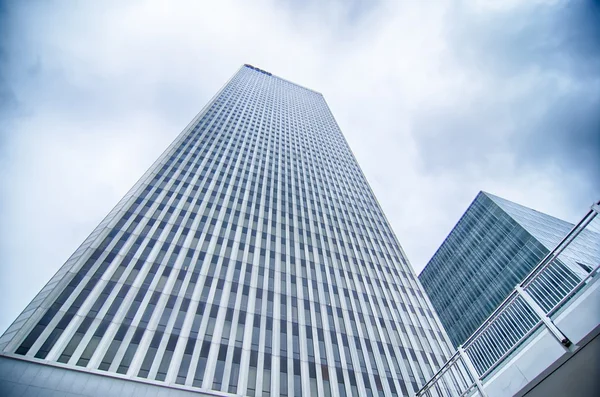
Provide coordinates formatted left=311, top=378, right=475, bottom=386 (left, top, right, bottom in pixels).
left=1, top=0, right=599, bottom=334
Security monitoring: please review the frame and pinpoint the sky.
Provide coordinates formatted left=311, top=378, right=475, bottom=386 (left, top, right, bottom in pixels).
left=1, top=0, right=599, bottom=334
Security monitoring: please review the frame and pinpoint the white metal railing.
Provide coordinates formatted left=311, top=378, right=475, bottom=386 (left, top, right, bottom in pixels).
left=416, top=200, right=600, bottom=397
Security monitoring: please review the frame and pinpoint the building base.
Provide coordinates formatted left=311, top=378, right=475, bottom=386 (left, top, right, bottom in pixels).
left=0, top=354, right=233, bottom=397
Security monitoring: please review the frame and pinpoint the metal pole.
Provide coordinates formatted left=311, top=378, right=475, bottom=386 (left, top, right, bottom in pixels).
left=458, top=346, right=487, bottom=397
left=515, top=286, right=574, bottom=351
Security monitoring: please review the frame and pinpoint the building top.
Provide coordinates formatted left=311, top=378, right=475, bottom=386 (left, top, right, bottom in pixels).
left=243, top=63, right=272, bottom=76
left=242, top=63, right=323, bottom=96
left=483, top=192, right=600, bottom=274
left=419, top=191, right=578, bottom=276
left=483, top=192, right=574, bottom=250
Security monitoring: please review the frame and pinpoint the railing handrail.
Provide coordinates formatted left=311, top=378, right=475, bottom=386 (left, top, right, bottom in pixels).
left=476, top=261, right=600, bottom=380
left=416, top=200, right=600, bottom=396
left=414, top=351, right=461, bottom=394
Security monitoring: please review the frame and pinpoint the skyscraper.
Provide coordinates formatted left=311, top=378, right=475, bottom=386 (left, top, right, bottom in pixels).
left=419, top=191, right=600, bottom=347
left=0, top=64, right=452, bottom=397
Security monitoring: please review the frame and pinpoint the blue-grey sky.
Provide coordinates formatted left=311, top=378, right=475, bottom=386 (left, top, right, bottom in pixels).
left=1, top=0, right=599, bottom=334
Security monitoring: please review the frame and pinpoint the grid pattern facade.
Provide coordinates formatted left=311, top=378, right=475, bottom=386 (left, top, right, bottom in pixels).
left=0, top=65, right=452, bottom=397
left=418, top=192, right=598, bottom=347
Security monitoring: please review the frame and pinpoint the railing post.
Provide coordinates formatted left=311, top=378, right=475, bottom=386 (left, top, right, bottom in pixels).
left=515, top=286, right=575, bottom=351
left=458, top=346, right=487, bottom=397
left=591, top=202, right=600, bottom=215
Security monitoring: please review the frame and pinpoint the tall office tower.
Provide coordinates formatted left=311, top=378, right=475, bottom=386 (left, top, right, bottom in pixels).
left=0, top=65, right=453, bottom=397
left=419, top=191, right=600, bottom=347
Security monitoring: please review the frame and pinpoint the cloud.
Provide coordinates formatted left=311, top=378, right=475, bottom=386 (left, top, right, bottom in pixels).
left=1, top=0, right=598, bottom=333
left=411, top=0, right=600, bottom=179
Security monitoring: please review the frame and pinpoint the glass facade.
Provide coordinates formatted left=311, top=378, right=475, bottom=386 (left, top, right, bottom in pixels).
left=0, top=64, right=452, bottom=396
left=419, top=192, right=600, bottom=347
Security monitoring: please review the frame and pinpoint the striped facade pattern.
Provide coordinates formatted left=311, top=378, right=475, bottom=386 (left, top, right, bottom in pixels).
left=1, top=65, right=452, bottom=397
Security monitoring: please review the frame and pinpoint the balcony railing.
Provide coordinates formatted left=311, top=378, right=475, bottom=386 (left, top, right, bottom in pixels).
left=416, top=201, right=600, bottom=397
